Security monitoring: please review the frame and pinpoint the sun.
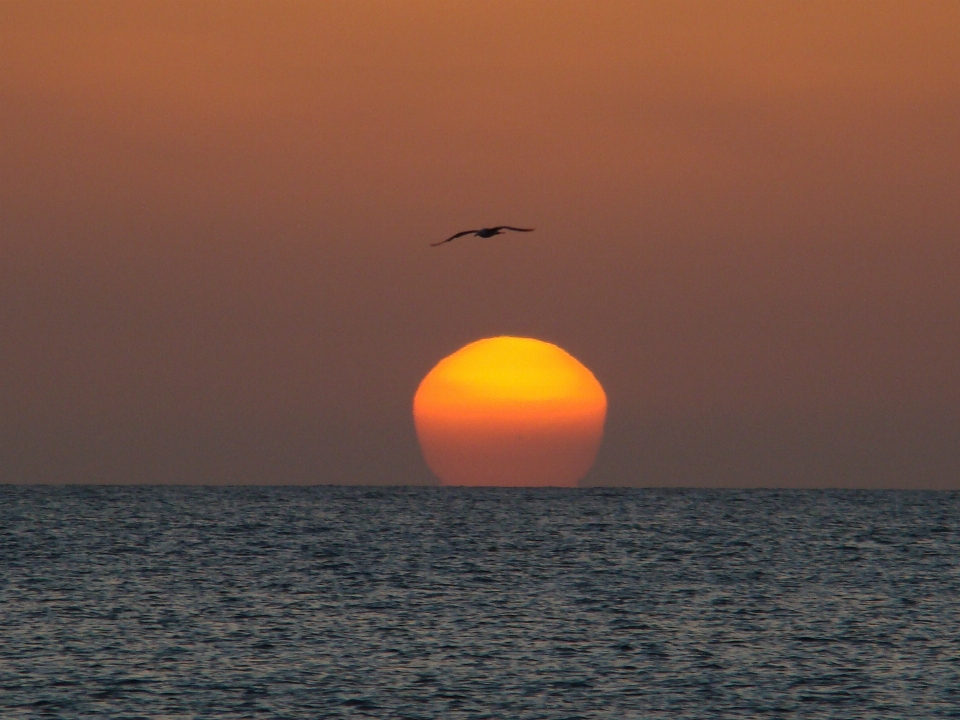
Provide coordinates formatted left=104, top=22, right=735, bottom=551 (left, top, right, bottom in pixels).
left=413, top=337, right=607, bottom=486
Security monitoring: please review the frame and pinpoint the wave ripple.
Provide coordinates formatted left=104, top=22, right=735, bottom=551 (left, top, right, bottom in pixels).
left=1, top=486, right=958, bottom=718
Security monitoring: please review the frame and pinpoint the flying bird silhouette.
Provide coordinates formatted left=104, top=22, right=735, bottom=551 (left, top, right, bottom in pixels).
left=431, top=226, right=534, bottom=247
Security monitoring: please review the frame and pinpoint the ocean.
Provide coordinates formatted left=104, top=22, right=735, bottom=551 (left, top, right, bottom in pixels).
left=1, top=486, right=958, bottom=718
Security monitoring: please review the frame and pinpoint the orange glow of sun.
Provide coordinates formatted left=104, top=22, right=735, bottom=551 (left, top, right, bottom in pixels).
left=413, top=337, right=607, bottom=487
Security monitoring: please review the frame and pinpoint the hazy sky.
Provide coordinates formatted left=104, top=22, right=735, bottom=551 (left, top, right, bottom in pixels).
left=2, top=1, right=959, bottom=487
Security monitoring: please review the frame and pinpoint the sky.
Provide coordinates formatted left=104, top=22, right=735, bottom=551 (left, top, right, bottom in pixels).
left=2, top=1, right=959, bottom=487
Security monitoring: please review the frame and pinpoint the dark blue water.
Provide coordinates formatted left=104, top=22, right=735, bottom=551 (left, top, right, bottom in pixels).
left=1, top=487, right=958, bottom=718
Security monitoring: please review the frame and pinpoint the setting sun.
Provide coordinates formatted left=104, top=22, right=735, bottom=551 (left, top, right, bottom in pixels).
left=414, top=337, right=607, bottom=486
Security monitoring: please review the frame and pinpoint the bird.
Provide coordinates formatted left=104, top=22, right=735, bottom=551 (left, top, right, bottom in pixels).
left=431, top=226, right=534, bottom=246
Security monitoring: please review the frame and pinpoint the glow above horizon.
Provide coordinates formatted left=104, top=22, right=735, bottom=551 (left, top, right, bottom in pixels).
left=413, top=337, right=607, bottom=487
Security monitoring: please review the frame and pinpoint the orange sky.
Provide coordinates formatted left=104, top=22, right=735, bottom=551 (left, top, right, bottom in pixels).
left=2, top=1, right=959, bottom=486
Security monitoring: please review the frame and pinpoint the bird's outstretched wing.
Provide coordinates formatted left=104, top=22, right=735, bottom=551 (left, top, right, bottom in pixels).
left=493, top=226, right=534, bottom=233
left=431, top=229, right=477, bottom=246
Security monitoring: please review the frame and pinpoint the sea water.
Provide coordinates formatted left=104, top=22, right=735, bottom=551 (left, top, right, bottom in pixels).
left=1, top=486, right=958, bottom=718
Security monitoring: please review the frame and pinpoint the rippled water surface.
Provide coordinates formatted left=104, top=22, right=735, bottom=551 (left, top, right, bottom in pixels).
left=1, top=487, right=958, bottom=718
